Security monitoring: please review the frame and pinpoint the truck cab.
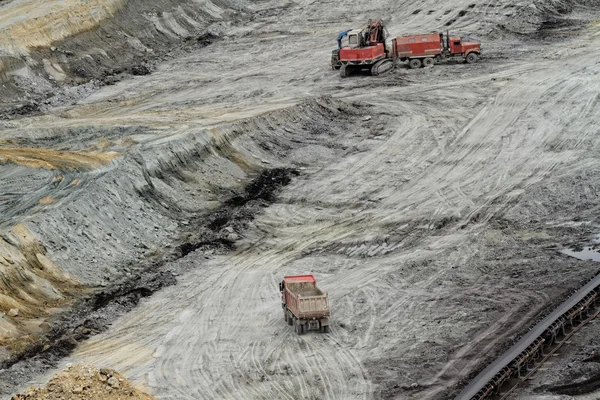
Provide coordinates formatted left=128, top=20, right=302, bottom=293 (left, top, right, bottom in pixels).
left=448, top=36, right=481, bottom=57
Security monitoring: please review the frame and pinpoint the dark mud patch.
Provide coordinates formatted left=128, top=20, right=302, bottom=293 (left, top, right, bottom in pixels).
left=0, top=167, right=297, bottom=397
left=99, top=63, right=153, bottom=85
left=584, top=353, right=600, bottom=363
left=184, top=32, right=220, bottom=48
left=534, top=18, right=583, bottom=40
left=227, top=168, right=297, bottom=207
left=545, top=372, right=600, bottom=395
left=0, top=102, right=41, bottom=121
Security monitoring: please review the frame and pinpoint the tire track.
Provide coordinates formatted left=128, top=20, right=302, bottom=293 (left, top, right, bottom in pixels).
left=17, top=7, right=600, bottom=400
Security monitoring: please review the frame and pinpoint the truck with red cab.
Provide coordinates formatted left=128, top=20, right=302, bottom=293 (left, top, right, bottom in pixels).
left=392, top=31, right=481, bottom=69
left=280, top=275, right=330, bottom=335
left=336, top=21, right=481, bottom=77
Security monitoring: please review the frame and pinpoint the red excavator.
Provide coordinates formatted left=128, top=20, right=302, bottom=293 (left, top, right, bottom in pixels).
left=336, top=20, right=481, bottom=78
left=337, top=19, right=394, bottom=77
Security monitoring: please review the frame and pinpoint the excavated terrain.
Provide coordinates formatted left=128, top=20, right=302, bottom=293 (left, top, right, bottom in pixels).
left=1, top=0, right=600, bottom=399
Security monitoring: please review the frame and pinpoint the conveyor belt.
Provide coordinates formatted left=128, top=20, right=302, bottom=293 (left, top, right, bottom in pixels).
left=455, top=273, right=600, bottom=400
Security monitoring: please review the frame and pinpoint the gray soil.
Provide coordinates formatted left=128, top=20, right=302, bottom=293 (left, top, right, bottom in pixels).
left=509, top=300, right=600, bottom=399
left=1, top=0, right=600, bottom=399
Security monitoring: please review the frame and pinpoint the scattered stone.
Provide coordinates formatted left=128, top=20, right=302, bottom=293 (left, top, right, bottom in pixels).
left=107, top=377, right=119, bottom=388
left=227, top=233, right=240, bottom=241
left=7, top=308, right=19, bottom=317
left=39, top=321, right=51, bottom=330
left=12, top=364, right=156, bottom=399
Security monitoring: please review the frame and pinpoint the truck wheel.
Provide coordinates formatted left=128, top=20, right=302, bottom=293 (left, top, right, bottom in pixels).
left=287, top=313, right=293, bottom=326
left=466, top=53, right=479, bottom=64
left=409, top=59, right=422, bottom=69
left=423, top=57, right=434, bottom=68
left=322, top=326, right=329, bottom=333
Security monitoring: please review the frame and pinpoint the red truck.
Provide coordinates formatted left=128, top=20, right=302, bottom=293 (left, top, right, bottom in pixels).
left=392, top=32, right=481, bottom=69
left=280, top=275, right=330, bottom=335
left=338, top=26, right=481, bottom=77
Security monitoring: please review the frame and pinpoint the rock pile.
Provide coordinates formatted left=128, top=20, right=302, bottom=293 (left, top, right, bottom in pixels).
left=11, top=364, right=156, bottom=400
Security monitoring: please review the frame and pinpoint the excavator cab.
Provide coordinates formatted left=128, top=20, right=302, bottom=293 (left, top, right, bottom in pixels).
left=346, top=29, right=364, bottom=49
left=343, top=20, right=386, bottom=50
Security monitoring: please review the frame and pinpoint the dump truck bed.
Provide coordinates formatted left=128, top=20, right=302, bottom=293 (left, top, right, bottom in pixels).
left=282, top=275, right=330, bottom=319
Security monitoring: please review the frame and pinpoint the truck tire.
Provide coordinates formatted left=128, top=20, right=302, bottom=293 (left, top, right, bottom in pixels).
left=287, top=313, right=293, bottom=326
left=423, top=57, right=434, bottom=68
left=409, top=59, right=422, bottom=69
left=295, top=320, right=303, bottom=335
left=466, top=52, right=479, bottom=64
left=322, top=326, right=329, bottom=333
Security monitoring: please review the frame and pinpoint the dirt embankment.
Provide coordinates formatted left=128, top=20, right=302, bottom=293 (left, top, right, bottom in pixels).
left=492, top=0, right=600, bottom=37
left=0, top=97, right=363, bottom=396
left=0, top=0, right=248, bottom=118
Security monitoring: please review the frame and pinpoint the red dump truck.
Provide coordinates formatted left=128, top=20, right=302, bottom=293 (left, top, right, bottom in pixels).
left=280, top=275, right=330, bottom=335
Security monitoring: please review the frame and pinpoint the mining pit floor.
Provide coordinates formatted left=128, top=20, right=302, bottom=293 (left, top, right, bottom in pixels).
left=1, top=0, right=600, bottom=399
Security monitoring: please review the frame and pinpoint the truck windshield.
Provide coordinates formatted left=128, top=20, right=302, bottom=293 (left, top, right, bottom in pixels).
left=349, top=34, right=358, bottom=46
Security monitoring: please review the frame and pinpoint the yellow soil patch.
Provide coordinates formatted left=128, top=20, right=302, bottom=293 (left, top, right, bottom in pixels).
left=0, top=0, right=127, bottom=55
left=0, top=224, right=82, bottom=345
left=38, top=197, right=55, bottom=204
left=0, top=147, right=119, bottom=170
